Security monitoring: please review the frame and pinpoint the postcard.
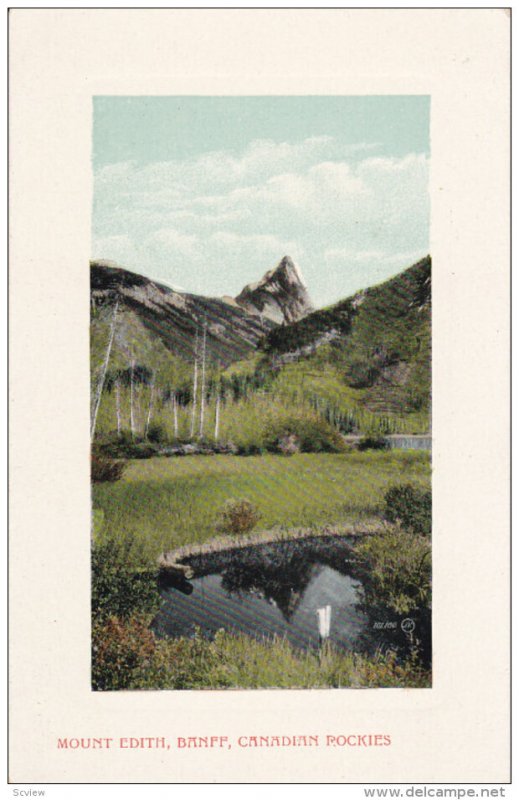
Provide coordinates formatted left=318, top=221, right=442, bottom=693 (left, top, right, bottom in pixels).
left=9, top=8, right=510, bottom=784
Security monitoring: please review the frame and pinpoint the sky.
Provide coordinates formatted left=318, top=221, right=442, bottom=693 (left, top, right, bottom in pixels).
left=92, top=96, right=430, bottom=308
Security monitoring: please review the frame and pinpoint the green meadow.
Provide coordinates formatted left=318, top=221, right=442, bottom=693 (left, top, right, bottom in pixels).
left=92, top=450, right=431, bottom=567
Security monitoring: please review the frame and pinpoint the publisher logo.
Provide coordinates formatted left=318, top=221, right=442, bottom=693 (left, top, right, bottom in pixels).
left=401, top=618, right=415, bottom=634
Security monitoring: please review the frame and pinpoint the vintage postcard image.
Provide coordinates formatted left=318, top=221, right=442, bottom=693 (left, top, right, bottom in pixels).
left=90, top=96, right=432, bottom=692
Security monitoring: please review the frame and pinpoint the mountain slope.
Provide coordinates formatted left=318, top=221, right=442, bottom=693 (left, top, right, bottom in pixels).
left=255, top=256, right=431, bottom=428
left=91, top=261, right=277, bottom=367
left=91, top=256, right=315, bottom=368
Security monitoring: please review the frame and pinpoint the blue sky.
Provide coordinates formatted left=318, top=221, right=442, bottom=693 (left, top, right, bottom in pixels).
left=92, top=96, right=430, bottom=307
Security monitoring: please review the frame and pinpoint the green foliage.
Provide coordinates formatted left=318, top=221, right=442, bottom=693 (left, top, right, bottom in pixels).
left=216, top=498, right=261, bottom=536
left=91, top=532, right=162, bottom=690
left=93, top=350, right=430, bottom=449
left=384, top=483, right=432, bottom=535
left=354, top=528, right=432, bottom=615
left=91, top=452, right=126, bottom=483
left=402, top=321, right=431, bottom=413
left=358, top=435, right=390, bottom=452
left=92, top=614, right=156, bottom=691
left=235, top=442, right=265, bottom=456
left=219, top=363, right=274, bottom=403
left=96, top=628, right=431, bottom=690
left=263, top=414, right=346, bottom=454
left=96, top=436, right=158, bottom=460
left=146, top=423, right=168, bottom=444
left=257, top=257, right=431, bottom=431
left=261, top=300, right=355, bottom=355
left=91, top=535, right=159, bottom=621
left=92, top=508, right=105, bottom=538
left=346, top=359, right=380, bottom=389
left=105, top=364, right=153, bottom=390
left=342, top=258, right=430, bottom=368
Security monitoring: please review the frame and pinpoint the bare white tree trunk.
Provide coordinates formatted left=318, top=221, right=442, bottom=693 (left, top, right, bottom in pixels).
left=190, top=329, right=199, bottom=439
left=130, top=357, right=136, bottom=440
left=172, top=393, right=178, bottom=439
left=135, top=383, right=143, bottom=437
left=144, top=373, right=155, bottom=439
left=214, top=388, right=220, bottom=443
left=91, top=298, right=119, bottom=439
left=198, top=324, right=207, bottom=438
left=115, top=377, right=121, bottom=438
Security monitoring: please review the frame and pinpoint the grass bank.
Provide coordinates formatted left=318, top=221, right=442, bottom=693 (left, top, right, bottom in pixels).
left=93, top=626, right=431, bottom=690
left=92, top=451, right=431, bottom=567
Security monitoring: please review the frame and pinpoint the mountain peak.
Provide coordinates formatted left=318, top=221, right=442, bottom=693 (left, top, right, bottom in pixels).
left=235, top=256, right=314, bottom=324
left=276, top=254, right=306, bottom=282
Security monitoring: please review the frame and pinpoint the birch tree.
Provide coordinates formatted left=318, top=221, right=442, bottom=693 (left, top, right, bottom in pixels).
left=172, top=393, right=179, bottom=439
left=115, top=376, right=122, bottom=438
left=213, top=359, right=222, bottom=443
left=198, top=323, right=207, bottom=438
left=190, top=328, right=199, bottom=439
left=144, top=371, right=156, bottom=439
left=129, top=357, right=136, bottom=440
left=91, top=298, right=119, bottom=439
left=214, top=383, right=221, bottom=443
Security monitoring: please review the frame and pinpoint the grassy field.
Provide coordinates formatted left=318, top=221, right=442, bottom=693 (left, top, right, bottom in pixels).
left=92, top=450, right=431, bottom=566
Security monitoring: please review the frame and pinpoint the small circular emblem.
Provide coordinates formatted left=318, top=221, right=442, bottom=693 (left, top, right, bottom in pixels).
left=401, top=618, right=416, bottom=633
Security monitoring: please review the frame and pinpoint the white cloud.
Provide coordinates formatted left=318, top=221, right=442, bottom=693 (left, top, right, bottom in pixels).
left=173, top=154, right=426, bottom=230
left=146, top=229, right=198, bottom=258
left=92, top=136, right=429, bottom=304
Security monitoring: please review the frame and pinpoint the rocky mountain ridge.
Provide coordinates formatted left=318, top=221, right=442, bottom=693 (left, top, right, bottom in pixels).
left=234, top=255, right=314, bottom=324
left=91, top=256, right=313, bottom=366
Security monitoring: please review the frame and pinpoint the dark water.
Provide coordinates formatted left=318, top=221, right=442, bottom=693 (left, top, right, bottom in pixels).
left=154, top=537, right=431, bottom=665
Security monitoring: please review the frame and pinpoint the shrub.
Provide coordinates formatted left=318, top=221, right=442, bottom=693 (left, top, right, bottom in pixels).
left=216, top=499, right=261, bottom=536
left=92, top=614, right=156, bottom=691
left=147, top=423, right=168, bottom=444
left=91, top=533, right=161, bottom=690
left=97, top=440, right=158, bottom=460
left=91, top=453, right=126, bottom=483
left=384, top=483, right=432, bottom=535
left=358, top=435, right=390, bottom=451
left=145, top=629, right=222, bottom=690
left=236, top=442, right=265, bottom=456
left=354, top=528, right=431, bottom=615
left=91, top=536, right=159, bottom=621
left=111, top=629, right=431, bottom=690
left=264, top=415, right=345, bottom=454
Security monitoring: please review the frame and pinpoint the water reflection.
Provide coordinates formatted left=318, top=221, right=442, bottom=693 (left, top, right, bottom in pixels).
left=220, top=552, right=316, bottom=621
left=155, top=536, right=430, bottom=665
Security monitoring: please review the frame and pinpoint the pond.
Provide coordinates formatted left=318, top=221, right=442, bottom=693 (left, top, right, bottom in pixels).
left=154, top=537, right=431, bottom=666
